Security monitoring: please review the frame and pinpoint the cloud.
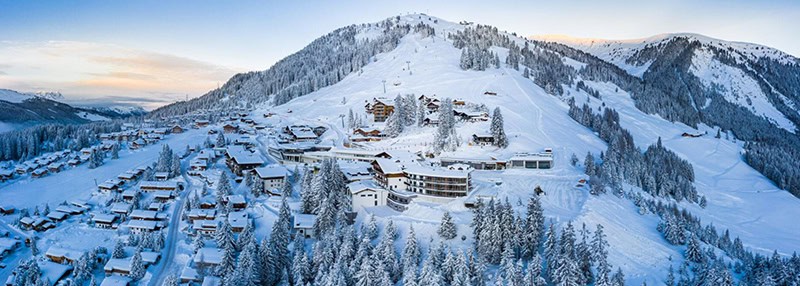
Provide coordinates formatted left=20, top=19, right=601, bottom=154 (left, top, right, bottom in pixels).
left=0, top=41, right=240, bottom=109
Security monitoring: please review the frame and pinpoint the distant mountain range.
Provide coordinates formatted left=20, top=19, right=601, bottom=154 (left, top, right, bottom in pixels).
left=0, top=89, right=146, bottom=133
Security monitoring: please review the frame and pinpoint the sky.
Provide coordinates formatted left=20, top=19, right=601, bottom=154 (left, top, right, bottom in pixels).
left=0, top=0, right=797, bottom=109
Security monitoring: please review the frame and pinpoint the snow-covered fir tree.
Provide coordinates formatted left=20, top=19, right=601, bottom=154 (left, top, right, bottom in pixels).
left=438, top=211, right=457, bottom=240
left=490, top=107, right=508, bottom=148
left=130, top=247, right=145, bottom=280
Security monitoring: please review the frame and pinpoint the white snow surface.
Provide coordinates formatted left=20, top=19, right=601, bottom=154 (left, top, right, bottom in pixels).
left=0, top=89, right=34, bottom=103
left=251, top=19, right=800, bottom=283
left=689, top=47, right=797, bottom=132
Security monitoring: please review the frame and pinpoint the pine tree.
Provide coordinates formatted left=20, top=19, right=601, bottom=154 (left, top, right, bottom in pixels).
left=29, top=236, right=39, bottom=256
left=584, top=152, right=595, bottom=176
left=524, top=254, right=547, bottom=286
left=171, top=154, right=181, bottom=178
left=192, top=235, right=205, bottom=253
left=293, top=250, right=310, bottom=286
left=491, top=107, right=508, bottom=148
left=216, top=133, right=226, bottom=148
left=438, top=211, right=457, bottom=240
left=523, top=196, right=545, bottom=259
left=130, top=247, right=145, bottom=280
left=362, top=214, right=379, bottom=240
left=417, top=99, right=427, bottom=127
left=611, top=267, right=625, bottom=286
left=402, top=226, right=421, bottom=270
left=217, top=242, right=236, bottom=277
left=163, top=275, right=178, bottom=286
left=111, top=143, right=119, bottom=159
left=385, top=110, right=403, bottom=138
left=419, top=254, right=444, bottom=286
left=686, top=234, right=704, bottom=263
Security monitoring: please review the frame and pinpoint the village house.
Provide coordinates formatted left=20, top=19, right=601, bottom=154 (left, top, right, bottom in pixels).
left=104, top=258, right=132, bottom=276
left=129, top=139, right=146, bottom=150
left=224, top=195, right=247, bottom=210
left=0, top=169, right=14, bottom=182
left=222, top=123, right=239, bottom=134
left=227, top=211, right=250, bottom=232
left=347, top=180, right=388, bottom=210
left=121, top=190, right=138, bottom=203
left=31, top=168, right=48, bottom=178
left=153, top=191, right=173, bottom=202
left=192, top=219, right=219, bottom=236
left=126, top=220, right=159, bottom=234
left=46, top=211, right=69, bottom=222
left=117, top=171, right=138, bottom=182
left=171, top=125, right=185, bottom=134
left=194, top=247, right=223, bottom=270
left=47, top=163, right=64, bottom=173
left=99, top=179, right=124, bottom=192
left=292, top=214, right=317, bottom=238
left=372, top=159, right=406, bottom=191
left=100, top=276, right=131, bottom=286
left=139, top=181, right=180, bottom=192
left=129, top=209, right=160, bottom=221
left=225, top=146, right=265, bottom=176
left=45, top=246, right=83, bottom=264
left=92, top=213, right=119, bottom=229
left=507, top=150, right=553, bottom=169
left=0, top=205, right=15, bottom=214
left=110, top=202, right=133, bottom=215
left=471, top=133, right=495, bottom=146
left=186, top=209, right=216, bottom=223
left=194, top=120, right=210, bottom=128
left=254, top=165, right=288, bottom=193
left=370, top=98, right=395, bottom=122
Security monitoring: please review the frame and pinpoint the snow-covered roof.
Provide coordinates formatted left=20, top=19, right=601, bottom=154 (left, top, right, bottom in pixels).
left=226, top=146, right=265, bottom=166
left=127, top=220, right=158, bottom=230
left=100, top=276, right=131, bottom=286
left=227, top=211, right=249, bottom=229
left=254, top=165, right=288, bottom=179
left=293, top=213, right=316, bottom=229
left=153, top=190, right=172, bottom=198
left=403, top=164, right=471, bottom=179
left=104, top=258, right=132, bottom=272
left=139, top=180, right=179, bottom=190
left=226, top=195, right=246, bottom=205
left=110, top=202, right=132, bottom=213
left=130, top=209, right=158, bottom=219
left=373, top=158, right=403, bottom=174
left=194, top=247, right=223, bottom=265
left=46, top=211, right=68, bottom=220
left=92, top=213, right=118, bottom=223
left=347, top=180, right=386, bottom=195
left=508, top=152, right=553, bottom=162
left=45, top=246, right=83, bottom=261
left=39, top=261, right=73, bottom=285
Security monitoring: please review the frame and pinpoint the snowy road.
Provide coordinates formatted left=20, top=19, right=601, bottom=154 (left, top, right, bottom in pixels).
left=148, top=153, right=196, bottom=285
left=0, top=222, right=29, bottom=279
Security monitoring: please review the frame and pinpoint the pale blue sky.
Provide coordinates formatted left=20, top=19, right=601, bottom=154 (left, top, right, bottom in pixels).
left=0, top=0, right=797, bottom=108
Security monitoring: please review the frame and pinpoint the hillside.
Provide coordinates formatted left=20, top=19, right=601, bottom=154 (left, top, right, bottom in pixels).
left=2, top=13, right=799, bottom=285
left=235, top=14, right=799, bottom=283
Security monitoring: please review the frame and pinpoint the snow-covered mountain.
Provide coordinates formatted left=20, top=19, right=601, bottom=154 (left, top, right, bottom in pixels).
left=0, top=89, right=143, bottom=133
left=532, top=33, right=800, bottom=132
left=142, top=14, right=800, bottom=284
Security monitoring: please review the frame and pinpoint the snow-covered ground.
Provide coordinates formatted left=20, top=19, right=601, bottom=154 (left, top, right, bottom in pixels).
left=241, top=17, right=800, bottom=283
left=0, top=129, right=206, bottom=209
